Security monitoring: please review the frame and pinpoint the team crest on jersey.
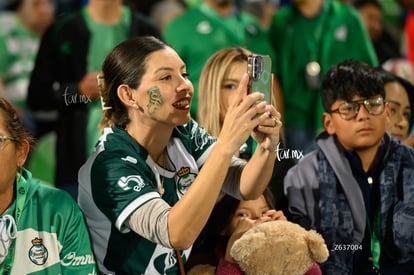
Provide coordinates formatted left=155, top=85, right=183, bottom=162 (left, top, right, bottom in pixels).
left=28, top=237, right=48, bottom=265
left=176, top=167, right=195, bottom=194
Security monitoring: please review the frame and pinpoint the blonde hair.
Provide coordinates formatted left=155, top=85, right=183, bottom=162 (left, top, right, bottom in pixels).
left=197, top=47, right=251, bottom=137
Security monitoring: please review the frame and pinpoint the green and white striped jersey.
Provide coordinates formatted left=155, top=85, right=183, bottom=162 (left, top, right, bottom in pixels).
left=0, top=169, right=97, bottom=275
left=78, top=119, right=216, bottom=274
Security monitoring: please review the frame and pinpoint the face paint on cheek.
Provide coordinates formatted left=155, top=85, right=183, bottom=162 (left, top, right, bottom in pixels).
left=146, top=86, right=163, bottom=116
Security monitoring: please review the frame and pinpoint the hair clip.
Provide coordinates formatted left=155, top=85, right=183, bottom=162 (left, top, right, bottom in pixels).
left=97, top=74, right=112, bottom=111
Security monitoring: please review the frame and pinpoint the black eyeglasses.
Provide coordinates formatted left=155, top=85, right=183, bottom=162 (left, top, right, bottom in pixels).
left=0, top=135, right=17, bottom=150
left=329, top=96, right=386, bottom=120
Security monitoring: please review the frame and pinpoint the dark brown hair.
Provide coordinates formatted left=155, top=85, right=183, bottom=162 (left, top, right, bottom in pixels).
left=0, top=97, right=34, bottom=150
left=99, top=36, right=169, bottom=129
left=377, top=68, right=414, bottom=133
left=193, top=188, right=276, bottom=256
left=321, top=59, right=385, bottom=112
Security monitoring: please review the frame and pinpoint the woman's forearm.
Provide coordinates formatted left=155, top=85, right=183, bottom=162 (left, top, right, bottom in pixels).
left=167, top=142, right=235, bottom=249
left=240, top=145, right=276, bottom=199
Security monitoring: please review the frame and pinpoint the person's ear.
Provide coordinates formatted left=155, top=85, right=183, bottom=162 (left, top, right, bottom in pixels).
left=117, top=84, right=138, bottom=108
left=322, top=112, right=335, bottom=135
left=16, top=139, right=30, bottom=167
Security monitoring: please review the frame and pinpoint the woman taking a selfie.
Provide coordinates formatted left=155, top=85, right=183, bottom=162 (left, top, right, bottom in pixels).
left=78, top=36, right=282, bottom=274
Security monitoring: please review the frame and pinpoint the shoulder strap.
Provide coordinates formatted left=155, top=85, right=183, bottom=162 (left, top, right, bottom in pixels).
left=318, top=136, right=366, bottom=242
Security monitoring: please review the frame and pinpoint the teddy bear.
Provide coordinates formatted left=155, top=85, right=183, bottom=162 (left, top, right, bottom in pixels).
left=229, top=220, right=329, bottom=275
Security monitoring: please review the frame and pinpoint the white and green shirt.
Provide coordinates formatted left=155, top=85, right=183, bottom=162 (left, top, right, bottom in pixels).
left=0, top=12, right=39, bottom=109
left=78, top=119, right=216, bottom=274
left=0, top=169, right=97, bottom=274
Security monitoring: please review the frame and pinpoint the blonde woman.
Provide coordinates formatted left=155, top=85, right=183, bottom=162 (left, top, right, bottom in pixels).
left=197, top=47, right=294, bottom=212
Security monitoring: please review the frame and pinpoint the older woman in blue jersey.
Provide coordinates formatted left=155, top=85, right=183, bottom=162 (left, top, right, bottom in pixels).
left=77, top=36, right=282, bottom=274
left=0, top=97, right=97, bottom=274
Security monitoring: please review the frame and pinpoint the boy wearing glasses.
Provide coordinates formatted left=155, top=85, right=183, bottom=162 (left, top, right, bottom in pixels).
left=284, top=60, right=414, bottom=274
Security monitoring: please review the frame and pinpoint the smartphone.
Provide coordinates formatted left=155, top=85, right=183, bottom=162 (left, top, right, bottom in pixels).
left=247, top=54, right=272, bottom=105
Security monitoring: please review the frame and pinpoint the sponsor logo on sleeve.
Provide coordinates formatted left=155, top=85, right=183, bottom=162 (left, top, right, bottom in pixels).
left=117, top=175, right=145, bottom=192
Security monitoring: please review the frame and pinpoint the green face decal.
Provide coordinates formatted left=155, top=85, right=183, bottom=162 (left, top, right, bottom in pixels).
left=147, top=86, right=163, bottom=116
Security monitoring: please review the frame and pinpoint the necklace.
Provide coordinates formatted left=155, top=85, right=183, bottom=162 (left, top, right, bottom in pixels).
left=158, top=151, right=167, bottom=196
left=159, top=175, right=165, bottom=196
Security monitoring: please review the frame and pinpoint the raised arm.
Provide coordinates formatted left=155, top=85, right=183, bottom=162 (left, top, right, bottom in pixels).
left=168, top=73, right=281, bottom=248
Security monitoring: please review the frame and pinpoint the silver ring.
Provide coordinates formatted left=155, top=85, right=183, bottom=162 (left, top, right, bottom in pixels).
left=272, top=116, right=282, bottom=127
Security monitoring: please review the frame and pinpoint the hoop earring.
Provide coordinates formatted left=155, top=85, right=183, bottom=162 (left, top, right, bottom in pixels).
left=16, top=166, right=23, bottom=183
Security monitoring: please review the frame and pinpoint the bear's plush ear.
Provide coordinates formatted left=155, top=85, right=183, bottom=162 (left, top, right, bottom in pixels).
left=305, top=229, right=329, bottom=263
